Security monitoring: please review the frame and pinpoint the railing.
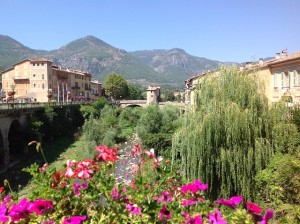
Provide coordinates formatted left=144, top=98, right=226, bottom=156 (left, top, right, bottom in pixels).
left=0, top=101, right=88, bottom=113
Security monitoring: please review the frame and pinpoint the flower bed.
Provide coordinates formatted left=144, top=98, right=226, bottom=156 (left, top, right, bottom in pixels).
left=0, top=143, right=274, bottom=223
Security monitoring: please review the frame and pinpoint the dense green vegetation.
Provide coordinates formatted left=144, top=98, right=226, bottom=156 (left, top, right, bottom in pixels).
left=171, top=66, right=300, bottom=222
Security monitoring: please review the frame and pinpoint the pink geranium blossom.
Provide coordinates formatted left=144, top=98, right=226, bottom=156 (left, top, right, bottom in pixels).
left=96, top=145, right=118, bottom=162
left=130, top=143, right=141, bottom=157
left=216, top=196, right=243, bottom=209
left=62, top=215, right=86, bottom=224
left=77, top=160, right=94, bottom=179
left=144, top=148, right=155, bottom=158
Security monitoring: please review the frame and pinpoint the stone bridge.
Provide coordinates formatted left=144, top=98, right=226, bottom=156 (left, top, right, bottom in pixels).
left=0, top=102, right=82, bottom=173
left=119, top=100, right=185, bottom=109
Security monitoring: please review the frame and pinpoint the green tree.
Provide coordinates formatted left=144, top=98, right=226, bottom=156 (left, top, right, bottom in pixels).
left=171, top=66, right=292, bottom=200
left=104, top=73, right=129, bottom=100
left=80, top=97, right=109, bottom=119
left=137, top=105, right=180, bottom=156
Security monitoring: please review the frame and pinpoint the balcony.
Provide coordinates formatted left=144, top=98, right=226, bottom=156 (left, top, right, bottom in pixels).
left=71, top=86, right=80, bottom=89
left=14, top=76, right=29, bottom=80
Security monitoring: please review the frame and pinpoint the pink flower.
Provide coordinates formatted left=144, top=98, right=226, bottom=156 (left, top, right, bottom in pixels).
left=157, top=191, right=173, bottom=203
left=246, top=202, right=262, bottom=214
left=73, top=183, right=88, bottom=196
left=62, top=215, right=86, bottom=224
left=126, top=204, right=142, bottom=215
left=67, top=159, right=76, bottom=167
left=111, top=186, right=121, bottom=201
left=183, top=212, right=203, bottom=224
left=8, top=198, right=33, bottom=222
left=0, top=204, right=9, bottom=223
left=77, top=160, right=94, bottom=179
left=130, top=143, right=141, bottom=157
left=39, top=163, right=48, bottom=173
left=65, top=167, right=75, bottom=178
left=159, top=205, right=171, bottom=220
left=181, top=180, right=208, bottom=194
left=207, top=208, right=227, bottom=224
left=144, top=148, right=155, bottom=158
left=182, top=199, right=199, bottom=207
left=216, top=196, right=243, bottom=209
left=260, top=209, right=274, bottom=224
left=154, top=156, right=163, bottom=167
left=30, top=199, right=53, bottom=215
left=96, top=145, right=118, bottom=162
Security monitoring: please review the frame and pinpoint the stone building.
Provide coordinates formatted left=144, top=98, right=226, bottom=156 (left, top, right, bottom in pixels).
left=146, top=85, right=160, bottom=105
left=185, top=50, right=300, bottom=105
left=1, top=58, right=102, bottom=102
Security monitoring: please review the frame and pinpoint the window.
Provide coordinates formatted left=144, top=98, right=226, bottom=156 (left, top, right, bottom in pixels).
left=282, top=72, right=290, bottom=88
left=33, top=63, right=35, bottom=66
left=33, top=74, right=36, bottom=78
left=42, top=83, right=45, bottom=89
left=41, top=63, right=44, bottom=66
left=37, top=63, right=39, bottom=66
left=33, top=83, right=36, bottom=88
left=42, top=74, right=44, bottom=79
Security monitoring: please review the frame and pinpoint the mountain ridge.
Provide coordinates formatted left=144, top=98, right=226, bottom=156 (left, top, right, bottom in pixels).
left=0, top=35, right=230, bottom=86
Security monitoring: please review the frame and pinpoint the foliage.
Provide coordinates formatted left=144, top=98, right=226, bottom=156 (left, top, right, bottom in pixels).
left=171, top=66, right=292, bottom=200
left=137, top=105, right=181, bottom=156
left=255, top=120, right=300, bottom=223
left=44, top=105, right=57, bottom=122
left=80, top=97, right=109, bottom=119
left=1, top=143, right=274, bottom=223
left=127, top=83, right=144, bottom=100
left=103, top=73, right=129, bottom=100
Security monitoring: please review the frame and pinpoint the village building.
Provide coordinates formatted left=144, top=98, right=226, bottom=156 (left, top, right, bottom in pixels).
left=185, top=50, right=300, bottom=106
left=1, top=58, right=102, bottom=102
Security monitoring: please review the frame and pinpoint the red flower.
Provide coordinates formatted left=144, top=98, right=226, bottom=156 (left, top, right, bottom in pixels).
left=51, top=171, right=61, bottom=188
left=246, top=202, right=262, bottom=214
left=96, top=145, right=118, bottom=162
left=0, top=187, right=4, bottom=194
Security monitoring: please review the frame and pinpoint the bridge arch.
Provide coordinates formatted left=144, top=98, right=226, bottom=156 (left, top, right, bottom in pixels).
left=8, top=119, right=25, bottom=159
left=123, top=104, right=142, bottom=108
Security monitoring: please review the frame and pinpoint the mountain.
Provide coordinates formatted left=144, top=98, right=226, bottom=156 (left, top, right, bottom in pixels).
left=130, top=48, right=222, bottom=83
left=0, top=35, right=230, bottom=86
left=0, top=35, right=45, bottom=69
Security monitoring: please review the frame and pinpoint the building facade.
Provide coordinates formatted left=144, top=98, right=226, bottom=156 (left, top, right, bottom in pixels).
left=185, top=50, right=300, bottom=105
left=1, top=59, right=102, bottom=102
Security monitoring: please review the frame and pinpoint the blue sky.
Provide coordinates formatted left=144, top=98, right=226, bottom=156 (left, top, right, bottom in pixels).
left=0, top=0, right=299, bottom=62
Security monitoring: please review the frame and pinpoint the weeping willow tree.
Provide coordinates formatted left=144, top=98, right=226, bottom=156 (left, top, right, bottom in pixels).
left=172, top=66, right=296, bottom=200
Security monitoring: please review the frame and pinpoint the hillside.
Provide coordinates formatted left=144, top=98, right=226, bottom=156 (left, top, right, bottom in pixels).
left=130, top=48, right=221, bottom=83
left=0, top=35, right=232, bottom=86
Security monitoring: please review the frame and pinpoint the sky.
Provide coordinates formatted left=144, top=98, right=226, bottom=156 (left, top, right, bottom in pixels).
left=0, top=0, right=299, bottom=62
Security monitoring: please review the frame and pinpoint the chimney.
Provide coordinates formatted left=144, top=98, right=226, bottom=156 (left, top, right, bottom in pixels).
left=258, top=58, right=264, bottom=66
left=282, top=49, right=287, bottom=58
left=275, top=53, right=281, bottom=59
left=245, top=61, right=252, bottom=68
